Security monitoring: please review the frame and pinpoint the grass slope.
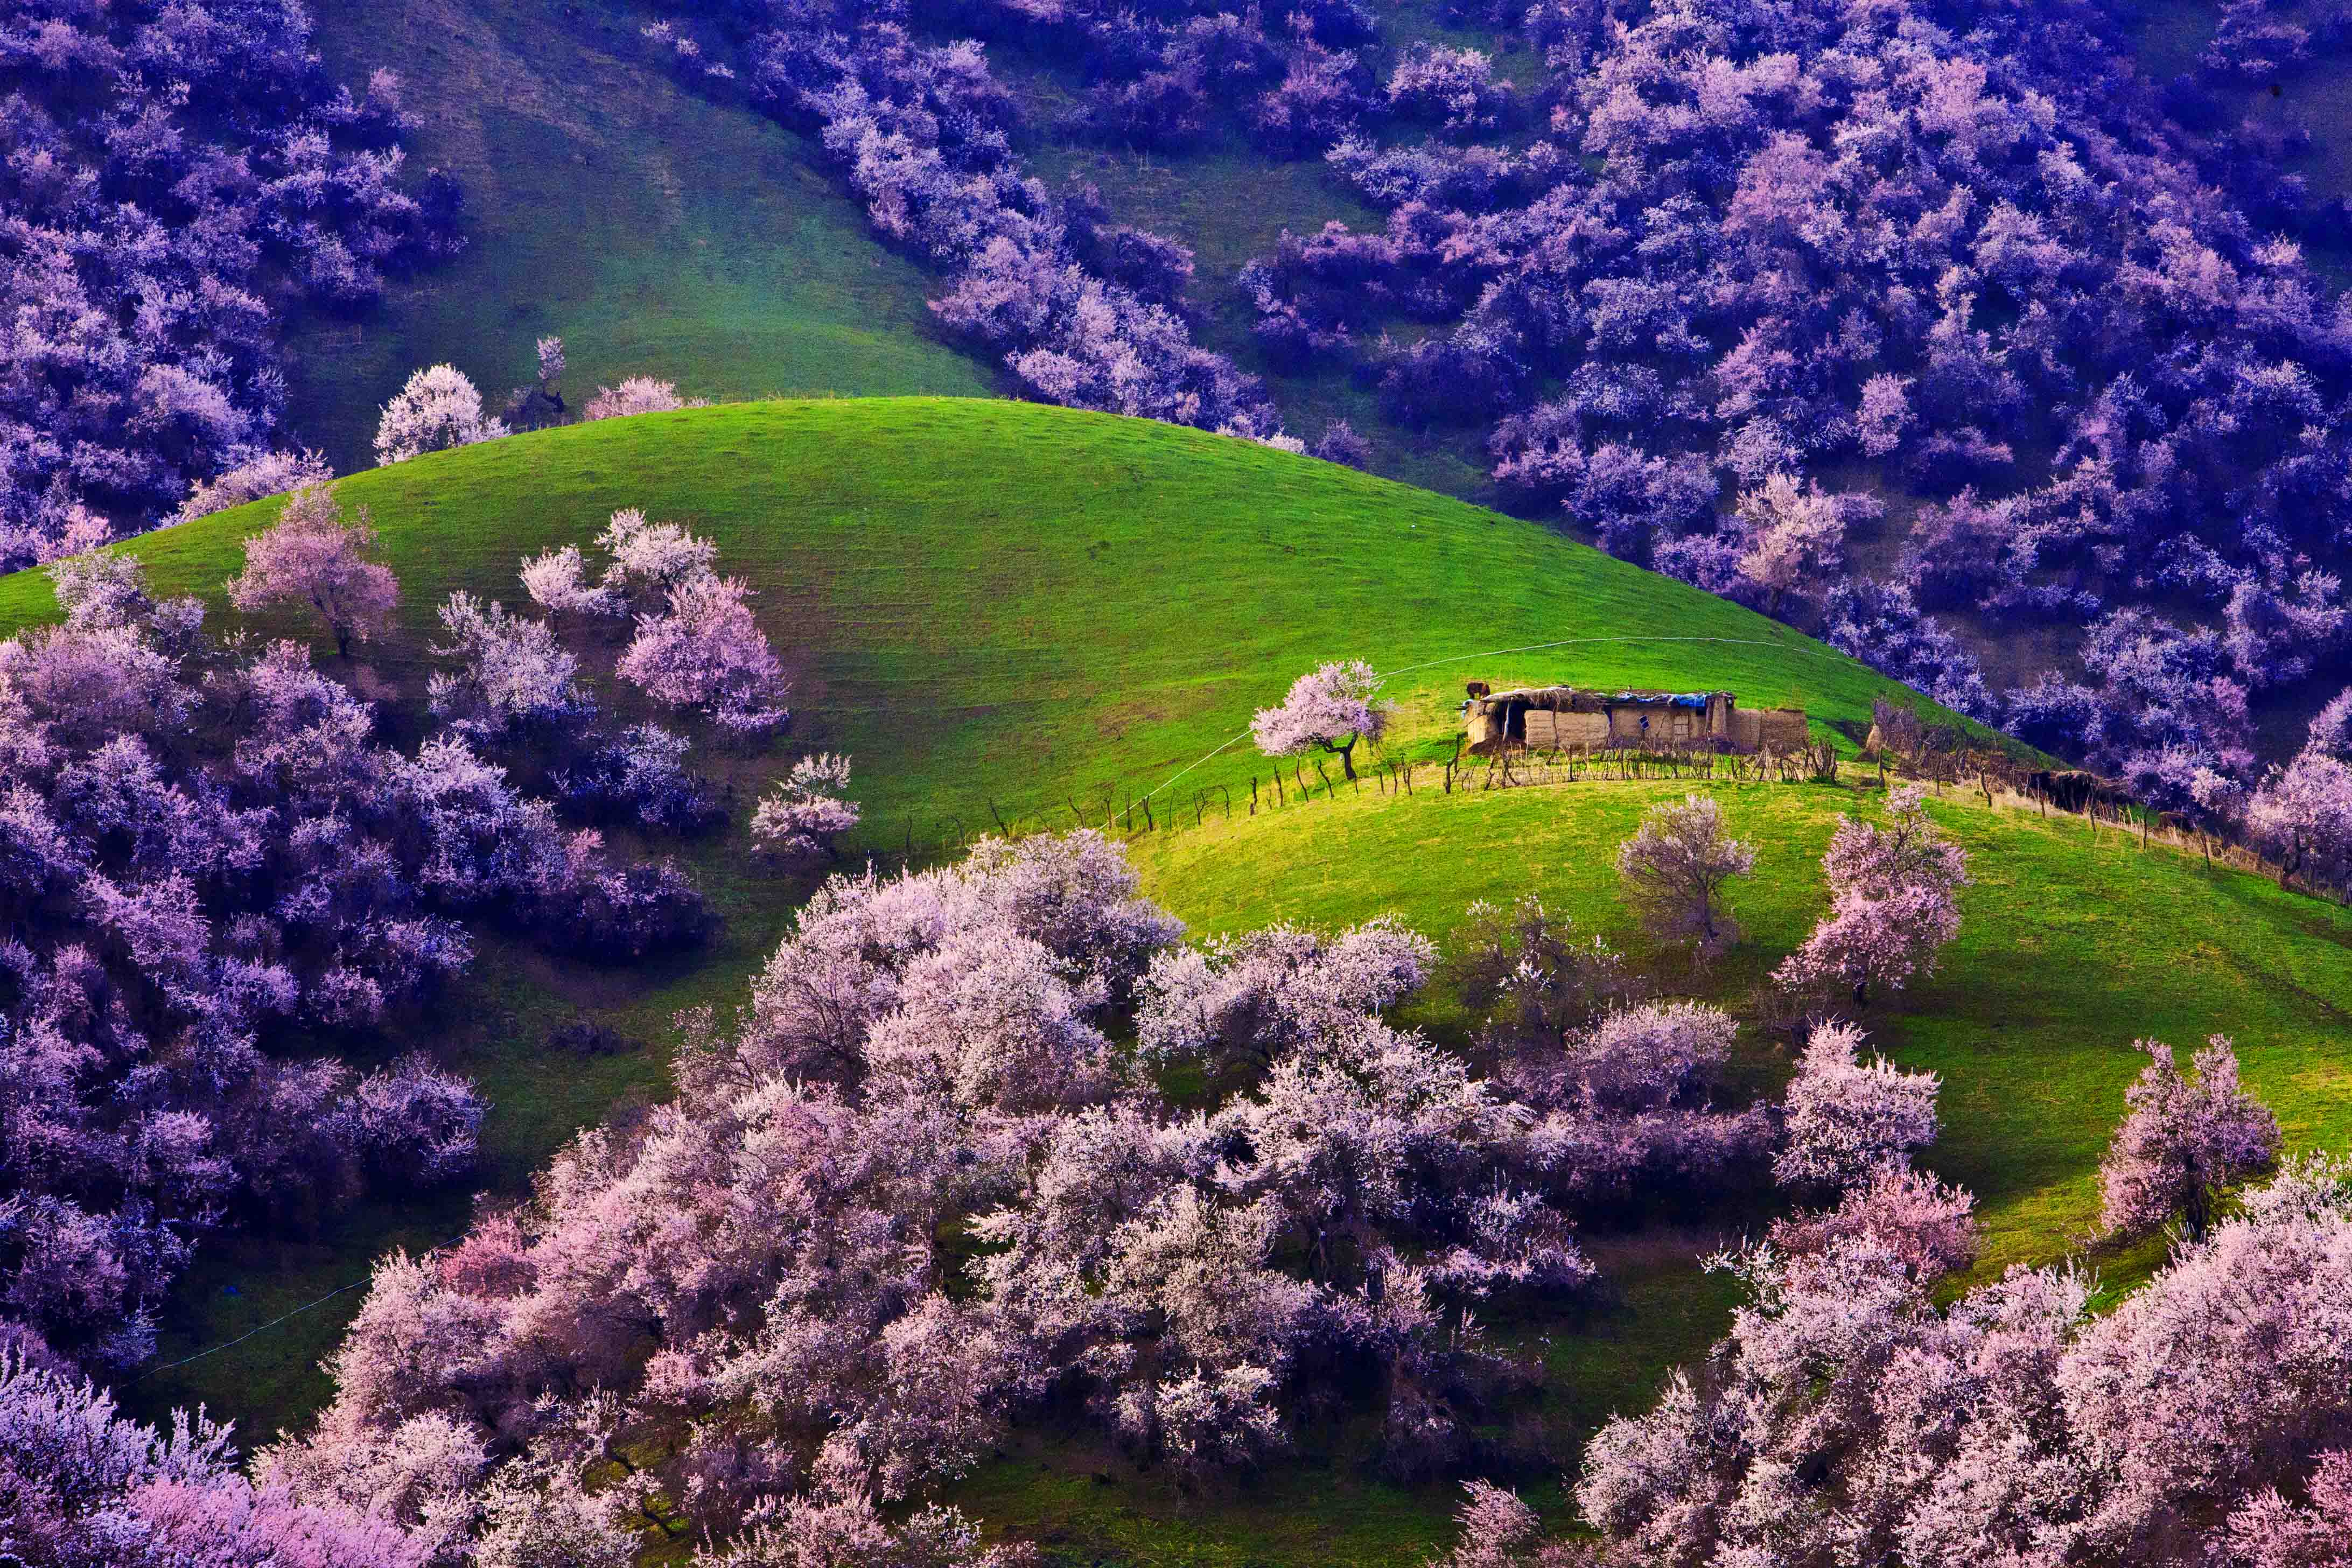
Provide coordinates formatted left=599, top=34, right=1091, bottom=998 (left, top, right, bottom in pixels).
left=284, top=0, right=991, bottom=474
left=6, top=400, right=2346, bottom=1565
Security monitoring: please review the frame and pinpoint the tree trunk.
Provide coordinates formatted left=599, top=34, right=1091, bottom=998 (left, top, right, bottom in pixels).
left=1329, top=737, right=1358, bottom=780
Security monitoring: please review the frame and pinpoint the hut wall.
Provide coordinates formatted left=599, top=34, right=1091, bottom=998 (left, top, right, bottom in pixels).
left=1756, top=709, right=1809, bottom=751
left=1529, top=710, right=1607, bottom=748
left=1466, top=706, right=1505, bottom=754
left=1730, top=709, right=1763, bottom=750
left=1707, top=693, right=1734, bottom=739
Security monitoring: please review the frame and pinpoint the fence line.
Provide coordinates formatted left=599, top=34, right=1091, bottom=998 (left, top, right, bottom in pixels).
left=870, top=739, right=2337, bottom=902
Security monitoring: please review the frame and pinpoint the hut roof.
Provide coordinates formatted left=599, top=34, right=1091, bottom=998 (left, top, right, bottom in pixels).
left=1473, top=685, right=1730, bottom=710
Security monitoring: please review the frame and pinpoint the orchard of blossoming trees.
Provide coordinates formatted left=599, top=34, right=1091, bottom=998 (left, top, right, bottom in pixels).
left=0, top=0, right=460, bottom=568
left=622, top=0, right=2352, bottom=800
left=230, top=783, right=1969, bottom=1558
left=1565, top=1143, right=2352, bottom=1567
left=0, top=493, right=818, bottom=1377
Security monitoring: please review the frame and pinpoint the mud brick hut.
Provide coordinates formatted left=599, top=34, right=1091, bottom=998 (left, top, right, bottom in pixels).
left=1462, top=684, right=1807, bottom=755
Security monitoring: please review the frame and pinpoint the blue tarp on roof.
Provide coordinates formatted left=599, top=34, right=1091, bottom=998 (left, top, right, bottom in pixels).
left=1613, top=691, right=1713, bottom=708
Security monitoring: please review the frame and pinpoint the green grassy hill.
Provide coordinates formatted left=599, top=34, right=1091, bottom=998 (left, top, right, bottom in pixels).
left=283, top=0, right=992, bottom=474
left=8, top=398, right=2349, bottom=1566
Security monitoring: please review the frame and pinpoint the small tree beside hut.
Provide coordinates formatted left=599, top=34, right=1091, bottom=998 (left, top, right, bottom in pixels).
left=1252, top=659, right=1391, bottom=781
left=1616, top=794, right=1755, bottom=958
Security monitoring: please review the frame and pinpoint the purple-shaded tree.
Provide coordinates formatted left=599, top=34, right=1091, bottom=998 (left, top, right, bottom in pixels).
left=1775, top=1020, right=1941, bottom=1192
left=1615, top=794, right=1755, bottom=956
left=227, top=487, right=400, bottom=658
left=1250, top=659, right=1390, bottom=780
left=2099, top=1035, right=2280, bottom=1240
left=0, top=1346, right=434, bottom=1567
left=1508, top=1001, right=1777, bottom=1207
left=1776, top=787, right=1969, bottom=1005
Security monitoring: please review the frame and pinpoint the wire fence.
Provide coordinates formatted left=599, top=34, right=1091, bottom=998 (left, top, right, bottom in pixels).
left=860, top=731, right=2336, bottom=904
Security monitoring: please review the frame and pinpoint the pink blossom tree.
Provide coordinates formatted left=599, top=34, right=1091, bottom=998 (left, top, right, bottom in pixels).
left=2222, top=1450, right=2352, bottom=1568
left=2099, top=1035, right=2280, bottom=1240
left=1775, top=1020, right=1941, bottom=1191
left=1250, top=659, right=1390, bottom=780
left=751, top=754, right=860, bottom=859
left=2245, top=748, right=2352, bottom=898
left=1775, top=786, right=1969, bottom=1006
left=1767, top=1164, right=1979, bottom=1283
left=617, top=573, right=791, bottom=737
left=1734, top=473, right=1849, bottom=617
left=1615, top=793, right=1756, bottom=956
left=227, top=487, right=400, bottom=658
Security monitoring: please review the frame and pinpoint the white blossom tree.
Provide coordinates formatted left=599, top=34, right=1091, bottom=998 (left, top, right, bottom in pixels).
left=374, top=365, right=508, bottom=465
left=1616, top=794, right=1756, bottom=956
left=1251, top=659, right=1391, bottom=780
left=751, top=754, right=860, bottom=859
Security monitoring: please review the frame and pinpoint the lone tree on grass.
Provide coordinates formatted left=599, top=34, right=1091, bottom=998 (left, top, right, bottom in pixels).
left=373, top=363, right=507, bottom=465
left=751, top=753, right=860, bottom=859
left=227, top=486, right=398, bottom=657
left=535, top=334, right=567, bottom=413
left=1775, top=786, right=1968, bottom=1006
left=1252, top=659, right=1391, bottom=781
left=2100, top=1035, right=2279, bottom=1241
left=1616, top=793, right=1755, bottom=957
